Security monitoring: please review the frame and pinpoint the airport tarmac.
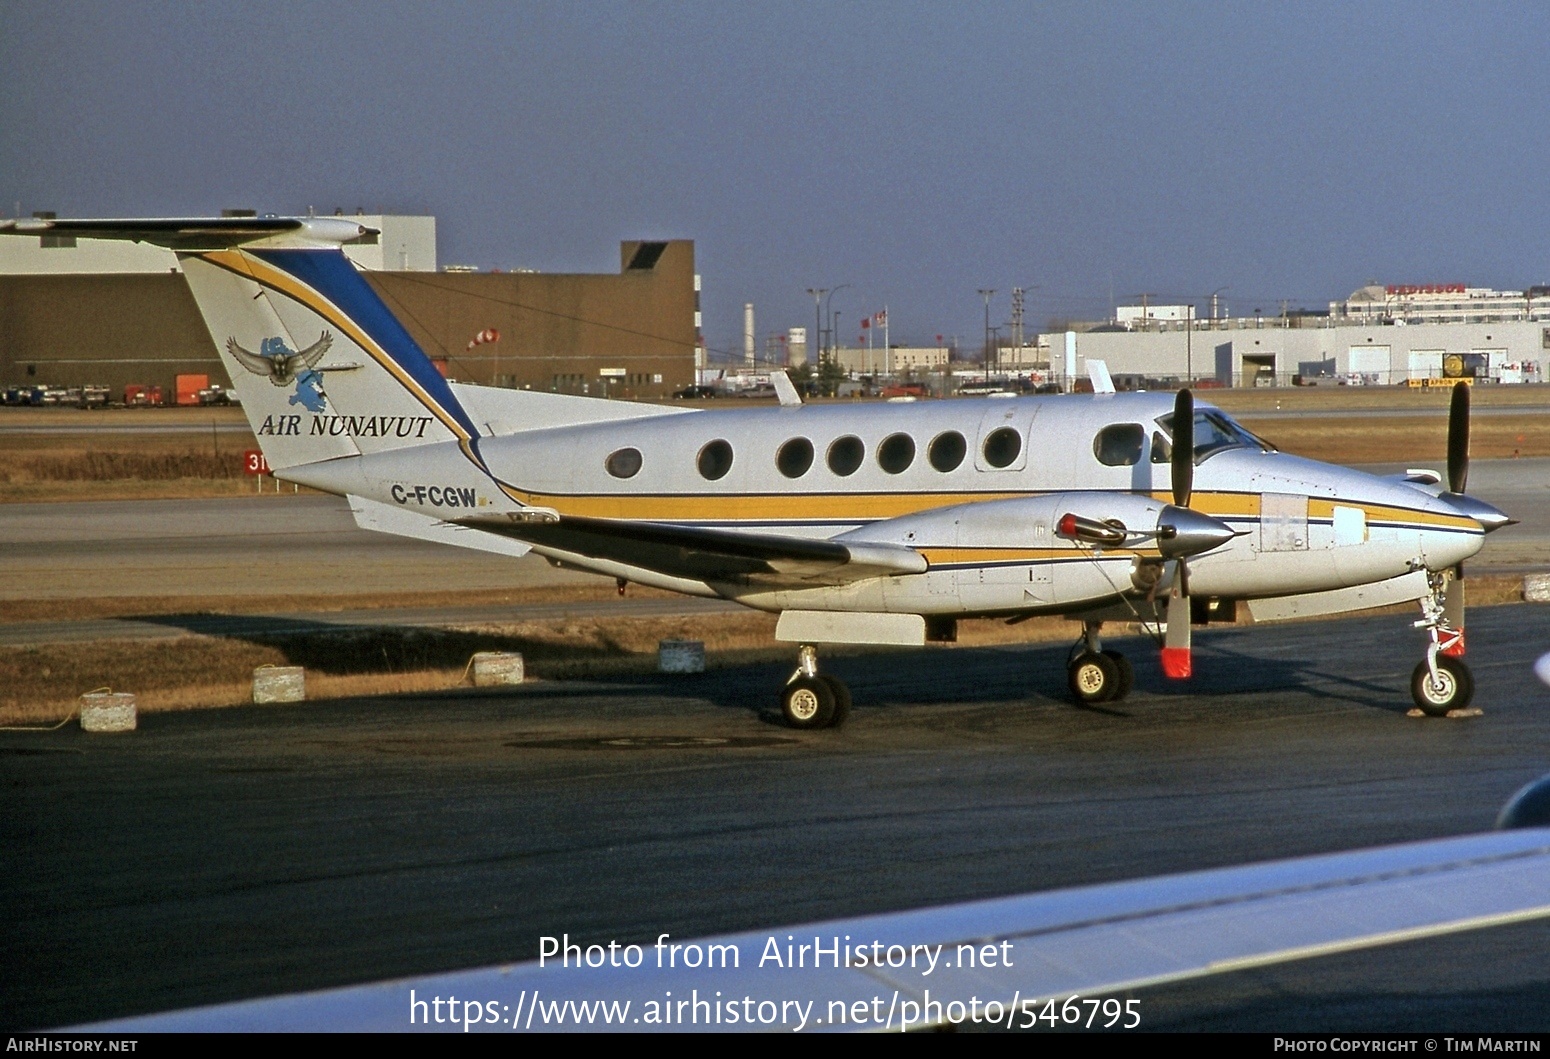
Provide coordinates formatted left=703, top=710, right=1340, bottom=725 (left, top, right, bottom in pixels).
left=5, top=604, right=1550, bottom=1031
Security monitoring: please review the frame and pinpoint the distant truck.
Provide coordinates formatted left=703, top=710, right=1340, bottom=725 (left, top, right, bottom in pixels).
left=124, top=384, right=165, bottom=407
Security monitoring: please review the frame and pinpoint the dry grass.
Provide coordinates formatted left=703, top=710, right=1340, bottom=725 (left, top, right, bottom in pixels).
left=1239, top=414, right=1550, bottom=463
left=0, top=611, right=1088, bottom=725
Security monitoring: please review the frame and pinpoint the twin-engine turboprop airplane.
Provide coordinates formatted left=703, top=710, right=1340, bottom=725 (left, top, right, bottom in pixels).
left=2, top=217, right=1513, bottom=728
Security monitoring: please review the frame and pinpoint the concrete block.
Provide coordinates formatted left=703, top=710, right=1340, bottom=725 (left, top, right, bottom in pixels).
left=658, top=640, right=705, bottom=674
left=80, top=692, right=136, bottom=733
left=472, top=651, right=524, bottom=686
left=253, top=666, right=305, bottom=704
left=1524, top=574, right=1550, bottom=603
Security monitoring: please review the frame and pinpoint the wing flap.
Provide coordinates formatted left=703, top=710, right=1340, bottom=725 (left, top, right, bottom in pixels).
left=457, top=513, right=925, bottom=586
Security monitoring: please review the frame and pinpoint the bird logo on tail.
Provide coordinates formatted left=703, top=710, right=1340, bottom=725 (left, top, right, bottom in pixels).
left=227, top=331, right=333, bottom=412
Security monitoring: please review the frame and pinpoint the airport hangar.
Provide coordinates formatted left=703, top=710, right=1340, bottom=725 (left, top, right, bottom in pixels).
left=0, top=211, right=700, bottom=401
left=1037, top=284, right=1550, bottom=388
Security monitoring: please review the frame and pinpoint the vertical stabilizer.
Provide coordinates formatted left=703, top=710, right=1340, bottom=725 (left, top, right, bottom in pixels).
left=183, top=247, right=484, bottom=470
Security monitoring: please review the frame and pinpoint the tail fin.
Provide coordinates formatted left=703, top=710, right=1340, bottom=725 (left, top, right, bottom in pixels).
left=1, top=217, right=482, bottom=471
left=186, top=246, right=484, bottom=469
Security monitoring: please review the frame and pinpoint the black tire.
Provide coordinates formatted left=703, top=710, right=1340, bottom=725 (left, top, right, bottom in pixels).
left=818, top=675, right=852, bottom=728
left=782, top=675, right=836, bottom=729
left=1102, top=650, right=1134, bottom=701
left=1068, top=651, right=1120, bottom=704
left=1410, top=656, right=1474, bottom=716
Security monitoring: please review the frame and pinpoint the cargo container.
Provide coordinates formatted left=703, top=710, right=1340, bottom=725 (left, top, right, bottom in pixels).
left=175, top=373, right=209, bottom=406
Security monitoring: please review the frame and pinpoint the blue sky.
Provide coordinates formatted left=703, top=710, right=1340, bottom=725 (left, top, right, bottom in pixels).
left=4, top=1, right=1548, bottom=357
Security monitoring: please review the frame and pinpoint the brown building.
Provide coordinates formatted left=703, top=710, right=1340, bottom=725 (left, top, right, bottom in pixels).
left=0, top=239, right=697, bottom=402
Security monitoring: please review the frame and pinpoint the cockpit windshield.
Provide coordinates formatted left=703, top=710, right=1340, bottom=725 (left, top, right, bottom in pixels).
left=1154, top=409, right=1273, bottom=463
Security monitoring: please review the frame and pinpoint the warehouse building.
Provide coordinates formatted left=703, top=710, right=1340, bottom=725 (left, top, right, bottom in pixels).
left=0, top=211, right=698, bottom=402
left=1039, top=287, right=1548, bottom=389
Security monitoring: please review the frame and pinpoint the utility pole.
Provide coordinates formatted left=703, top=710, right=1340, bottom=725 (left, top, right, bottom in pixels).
left=806, top=288, right=828, bottom=372
left=1010, top=287, right=1024, bottom=368
left=978, top=289, right=995, bottom=378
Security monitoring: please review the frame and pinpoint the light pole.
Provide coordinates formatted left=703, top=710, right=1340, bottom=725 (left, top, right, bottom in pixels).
left=824, top=284, right=851, bottom=361
left=978, top=289, right=995, bottom=378
left=805, top=288, right=828, bottom=369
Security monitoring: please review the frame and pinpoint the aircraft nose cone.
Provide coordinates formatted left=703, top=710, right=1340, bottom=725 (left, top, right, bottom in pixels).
left=1439, top=491, right=1515, bottom=533
left=1157, top=505, right=1240, bottom=559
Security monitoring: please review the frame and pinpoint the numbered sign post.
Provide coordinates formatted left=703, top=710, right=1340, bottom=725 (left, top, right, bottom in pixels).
left=244, top=449, right=270, bottom=492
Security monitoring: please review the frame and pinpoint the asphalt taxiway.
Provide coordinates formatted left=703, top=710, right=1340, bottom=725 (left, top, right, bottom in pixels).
left=5, top=604, right=1550, bottom=1031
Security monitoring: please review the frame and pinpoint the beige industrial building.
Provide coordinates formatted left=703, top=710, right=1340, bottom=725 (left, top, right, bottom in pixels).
left=1038, top=287, right=1549, bottom=389
left=0, top=212, right=699, bottom=402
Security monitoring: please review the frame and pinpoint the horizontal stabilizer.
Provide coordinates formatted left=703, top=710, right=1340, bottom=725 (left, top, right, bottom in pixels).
left=0, top=216, right=376, bottom=249
left=349, top=496, right=530, bottom=558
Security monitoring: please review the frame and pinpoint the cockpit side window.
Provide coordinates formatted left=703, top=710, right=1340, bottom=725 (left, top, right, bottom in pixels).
left=1154, top=409, right=1268, bottom=463
left=1093, top=424, right=1144, bottom=466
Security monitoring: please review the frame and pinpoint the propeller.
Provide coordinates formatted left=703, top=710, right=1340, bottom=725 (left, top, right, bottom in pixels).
left=1440, top=382, right=1470, bottom=656
left=1163, top=388, right=1196, bottom=679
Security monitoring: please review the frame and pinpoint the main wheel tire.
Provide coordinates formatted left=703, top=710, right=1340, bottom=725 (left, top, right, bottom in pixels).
left=1068, top=651, right=1120, bottom=704
left=1410, top=656, right=1474, bottom=716
left=782, top=675, right=836, bottom=729
left=1102, top=650, right=1134, bottom=701
left=818, top=675, right=852, bottom=728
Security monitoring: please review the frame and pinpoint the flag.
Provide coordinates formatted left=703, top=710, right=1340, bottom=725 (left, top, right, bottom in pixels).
left=861, top=317, right=870, bottom=329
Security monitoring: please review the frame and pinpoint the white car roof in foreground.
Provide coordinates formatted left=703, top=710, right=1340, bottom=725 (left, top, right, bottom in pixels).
left=78, top=827, right=1550, bottom=1032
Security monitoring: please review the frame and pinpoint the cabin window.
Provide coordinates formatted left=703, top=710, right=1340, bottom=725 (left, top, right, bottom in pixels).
left=1151, top=431, right=1172, bottom=463
left=604, top=447, right=642, bottom=479
left=928, top=431, right=966, bottom=472
left=776, top=437, right=814, bottom=478
left=877, top=433, right=916, bottom=474
left=1093, top=424, right=1145, bottom=466
left=981, top=426, right=1022, bottom=469
left=697, top=439, right=734, bottom=480
left=827, top=435, right=865, bottom=476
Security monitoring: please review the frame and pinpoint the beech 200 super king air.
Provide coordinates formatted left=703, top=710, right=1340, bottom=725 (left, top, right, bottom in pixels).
left=4, top=217, right=1513, bottom=729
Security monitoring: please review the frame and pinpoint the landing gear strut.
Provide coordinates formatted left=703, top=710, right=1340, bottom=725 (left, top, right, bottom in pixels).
left=1067, top=622, right=1133, bottom=704
left=1411, top=570, right=1474, bottom=717
left=780, top=644, right=851, bottom=730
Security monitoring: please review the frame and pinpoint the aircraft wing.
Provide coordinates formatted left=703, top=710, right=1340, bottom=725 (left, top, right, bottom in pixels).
left=457, top=513, right=926, bottom=586
left=75, top=826, right=1550, bottom=1032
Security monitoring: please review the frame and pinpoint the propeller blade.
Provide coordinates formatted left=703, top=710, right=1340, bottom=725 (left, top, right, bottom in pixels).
left=1442, top=564, right=1467, bottom=657
left=1172, top=388, right=1194, bottom=509
left=1447, top=381, right=1470, bottom=494
left=1162, top=562, right=1192, bottom=679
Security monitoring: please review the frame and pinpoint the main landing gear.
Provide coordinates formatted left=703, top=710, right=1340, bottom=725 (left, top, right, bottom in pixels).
left=1410, top=570, right=1474, bottom=717
left=780, top=644, right=851, bottom=730
left=1067, top=621, right=1133, bottom=705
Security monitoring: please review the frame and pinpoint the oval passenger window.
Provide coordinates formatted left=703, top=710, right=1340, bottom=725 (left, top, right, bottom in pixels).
left=697, top=439, right=734, bottom=481
left=877, top=433, right=916, bottom=474
left=776, top=437, right=814, bottom=478
left=604, top=447, right=642, bottom=479
left=981, top=426, right=1022, bottom=469
left=827, top=435, right=865, bottom=476
left=928, top=431, right=966, bottom=472
left=1093, top=424, right=1145, bottom=467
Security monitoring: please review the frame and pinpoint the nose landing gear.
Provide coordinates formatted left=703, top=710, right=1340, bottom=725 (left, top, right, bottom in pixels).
left=780, top=644, right=852, bottom=729
left=1410, top=571, right=1476, bottom=717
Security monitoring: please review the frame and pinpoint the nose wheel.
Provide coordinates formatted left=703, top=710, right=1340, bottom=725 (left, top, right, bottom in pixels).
left=780, top=645, right=851, bottom=729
